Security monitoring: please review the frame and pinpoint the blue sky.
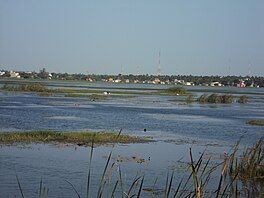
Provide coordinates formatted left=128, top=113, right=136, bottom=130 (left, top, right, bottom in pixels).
left=0, top=0, right=263, bottom=76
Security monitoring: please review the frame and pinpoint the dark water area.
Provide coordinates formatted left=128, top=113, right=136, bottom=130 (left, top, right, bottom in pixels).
left=0, top=91, right=263, bottom=145
left=0, top=83, right=263, bottom=197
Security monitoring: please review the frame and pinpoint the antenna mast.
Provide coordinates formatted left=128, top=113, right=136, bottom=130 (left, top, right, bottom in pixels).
left=157, top=50, right=161, bottom=76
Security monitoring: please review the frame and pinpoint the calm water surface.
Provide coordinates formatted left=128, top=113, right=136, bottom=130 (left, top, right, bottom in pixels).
left=0, top=83, right=263, bottom=197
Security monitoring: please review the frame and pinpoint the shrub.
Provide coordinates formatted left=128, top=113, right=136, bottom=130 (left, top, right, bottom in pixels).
left=160, top=87, right=188, bottom=95
left=247, top=120, right=264, bottom=126
left=186, top=94, right=194, bottom=103
left=2, top=83, right=49, bottom=92
left=198, top=94, right=235, bottom=104
left=197, top=94, right=208, bottom=103
left=238, top=95, right=248, bottom=103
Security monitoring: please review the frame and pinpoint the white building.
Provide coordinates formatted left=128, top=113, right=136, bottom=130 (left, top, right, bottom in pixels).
left=210, top=82, right=222, bottom=87
left=10, top=71, right=20, bottom=78
left=0, top=71, right=5, bottom=76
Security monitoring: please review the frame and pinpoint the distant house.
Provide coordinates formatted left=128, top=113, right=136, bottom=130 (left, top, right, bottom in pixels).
left=10, top=71, right=20, bottom=78
left=165, top=80, right=171, bottom=84
left=114, top=79, right=121, bottom=83
left=237, top=82, right=246, bottom=88
left=125, top=79, right=130, bottom=83
left=210, top=82, right=222, bottom=87
left=85, top=77, right=93, bottom=82
left=0, top=71, right=5, bottom=76
left=48, top=73, right=53, bottom=80
left=108, top=78, right=114, bottom=82
left=174, top=79, right=185, bottom=85
left=185, top=82, right=193, bottom=86
left=153, top=78, right=161, bottom=84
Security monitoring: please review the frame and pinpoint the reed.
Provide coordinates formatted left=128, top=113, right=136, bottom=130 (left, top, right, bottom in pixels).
left=230, top=139, right=263, bottom=182
left=12, top=138, right=264, bottom=197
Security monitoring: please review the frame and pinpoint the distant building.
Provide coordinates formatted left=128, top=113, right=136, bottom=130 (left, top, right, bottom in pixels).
left=108, top=78, right=114, bottom=82
left=0, top=71, right=5, bottom=76
left=114, top=79, right=121, bottom=83
left=185, top=82, right=193, bottom=86
left=153, top=78, right=161, bottom=84
left=237, top=82, right=246, bottom=88
left=10, top=71, right=20, bottom=78
left=174, top=79, right=185, bottom=85
left=210, top=82, right=222, bottom=87
left=85, top=77, right=93, bottom=82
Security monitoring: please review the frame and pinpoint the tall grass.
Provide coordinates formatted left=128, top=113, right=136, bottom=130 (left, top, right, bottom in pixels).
left=13, top=138, right=263, bottom=197
left=230, top=139, right=263, bottom=182
left=75, top=138, right=264, bottom=197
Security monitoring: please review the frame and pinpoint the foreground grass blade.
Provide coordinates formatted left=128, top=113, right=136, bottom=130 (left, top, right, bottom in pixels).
left=86, top=141, right=94, bottom=198
left=167, top=171, right=174, bottom=198
left=97, top=150, right=113, bottom=197
left=118, top=165, right=125, bottom=198
left=111, top=180, right=119, bottom=198
left=136, top=175, right=145, bottom=198
left=173, top=178, right=183, bottom=198
left=16, top=174, right=25, bottom=198
left=39, top=178, right=42, bottom=198
left=65, top=180, right=81, bottom=198
left=164, top=171, right=169, bottom=197
left=127, top=176, right=142, bottom=196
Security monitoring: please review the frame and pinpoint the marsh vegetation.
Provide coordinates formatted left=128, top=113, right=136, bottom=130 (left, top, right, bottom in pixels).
left=247, top=120, right=264, bottom=126
left=0, top=131, right=148, bottom=145
left=13, top=138, right=264, bottom=198
left=197, top=94, right=249, bottom=104
left=158, top=87, right=188, bottom=95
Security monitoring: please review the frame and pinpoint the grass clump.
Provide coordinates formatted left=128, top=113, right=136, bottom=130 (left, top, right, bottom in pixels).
left=247, top=120, right=264, bottom=126
left=231, top=139, right=264, bottom=182
left=159, top=87, right=188, bottom=95
left=185, top=94, right=194, bottom=103
left=2, top=83, right=49, bottom=92
left=65, top=93, right=108, bottom=101
left=0, top=131, right=147, bottom=145
left=237, top=95, right=249, bottom=104
left=198, top=94, right=236, bottom=104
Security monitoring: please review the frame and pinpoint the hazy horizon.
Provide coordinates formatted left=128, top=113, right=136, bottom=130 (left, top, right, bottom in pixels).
left=0, top=1, right=263, bottom=76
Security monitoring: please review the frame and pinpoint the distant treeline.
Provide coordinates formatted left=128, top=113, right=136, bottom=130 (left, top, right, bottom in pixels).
left=1, top=69, right=264, bottom=87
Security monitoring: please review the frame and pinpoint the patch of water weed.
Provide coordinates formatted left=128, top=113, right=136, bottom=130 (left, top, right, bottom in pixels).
left=237, top=95, right=249, bottom=104
left=185, top=94, right=194, bottom=103
left=2, top=83, right=49, bottom=92
left=0, top=131, right=149, bottom=145
left=197, top=93, right=249, bottom=104
left=65, top=93, right=108, bottom=101
left=158, top=87, right=188, bottom=96
left=246, top=120, right=264, bottom=126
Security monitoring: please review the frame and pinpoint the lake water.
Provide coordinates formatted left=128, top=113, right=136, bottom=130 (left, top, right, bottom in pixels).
left=0, top=82, right=263, bottom=197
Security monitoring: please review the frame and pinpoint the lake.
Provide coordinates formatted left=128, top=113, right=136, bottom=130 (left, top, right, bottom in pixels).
left=0, top=81, right=263, bottom=197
